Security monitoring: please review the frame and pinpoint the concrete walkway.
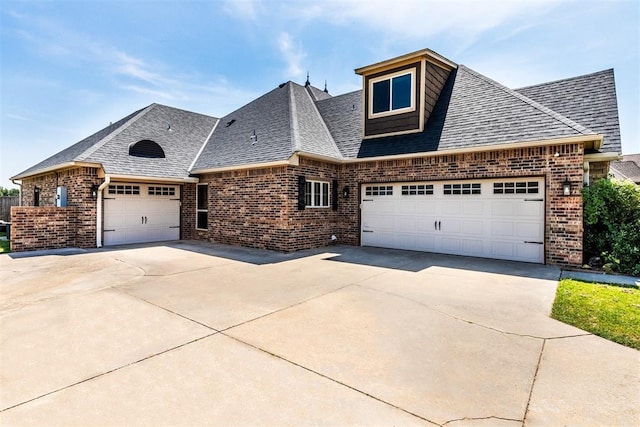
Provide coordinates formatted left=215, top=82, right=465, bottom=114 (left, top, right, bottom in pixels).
left=1, top=242, right=638, bottom=426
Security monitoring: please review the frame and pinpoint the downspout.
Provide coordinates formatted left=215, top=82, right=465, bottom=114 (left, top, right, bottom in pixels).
left=11, top=179, right=22, bottom=206
left=96, top=175, right=111, bottom=248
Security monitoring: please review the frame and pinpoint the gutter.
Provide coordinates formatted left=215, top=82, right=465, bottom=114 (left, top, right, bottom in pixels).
left=11, top=179, right=22, bottom=206
left=105, top=174, right=199, bottom=184
left=96, top=175, right=110, bottom=248
left=11, top=161, right=102, bottom=181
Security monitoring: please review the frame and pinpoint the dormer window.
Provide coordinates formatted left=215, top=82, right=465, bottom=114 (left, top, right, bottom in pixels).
left=369, top=69, right=416, bottom=118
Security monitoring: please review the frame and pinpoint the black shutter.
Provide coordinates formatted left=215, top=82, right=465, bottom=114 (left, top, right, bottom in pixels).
left=297, top=176, right=306, bottom=210
left=332, top=180, right=338, bottom=211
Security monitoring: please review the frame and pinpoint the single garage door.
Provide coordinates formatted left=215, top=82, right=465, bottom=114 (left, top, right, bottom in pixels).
left=104, top=183, right=180, bottom=246
left=361, top=178, right=545, bottom=263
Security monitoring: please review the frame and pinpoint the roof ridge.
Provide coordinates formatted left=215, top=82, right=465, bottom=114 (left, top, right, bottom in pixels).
left=459, top=65, right=595, bottom=136
left=515, top=68, right=614, bottom=91
left=299, top=82, right=342, bottom=159
left=77, top=104, right=155, bottom=161
left=188, top=118, right=220, bottom=173
left=288, top=82, right=301, bottom=152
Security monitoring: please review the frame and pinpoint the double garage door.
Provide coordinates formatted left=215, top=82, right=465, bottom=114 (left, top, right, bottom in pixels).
left=361, top=178, right=545, bottom=263
left=104, top=183, right=180, bottom=246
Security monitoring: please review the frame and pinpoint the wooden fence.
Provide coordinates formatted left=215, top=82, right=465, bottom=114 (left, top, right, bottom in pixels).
left=0, top=196, right=19, bottom=221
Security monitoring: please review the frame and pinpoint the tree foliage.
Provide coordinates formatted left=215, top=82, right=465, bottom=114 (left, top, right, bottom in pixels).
left=0, top=186, right=20, bottom=197
left=583, top=178, right=640, bottom=276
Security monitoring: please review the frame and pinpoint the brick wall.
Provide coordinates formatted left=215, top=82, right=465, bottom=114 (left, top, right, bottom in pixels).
left=16, top=167, right=101, bottom=251
left=10, top=207, right=78, bottom=252
left=341, top=144, right=585, bottom=265
left=190, top=143, right=585, bottom=265
left=589, top=161, right=610, bottom=184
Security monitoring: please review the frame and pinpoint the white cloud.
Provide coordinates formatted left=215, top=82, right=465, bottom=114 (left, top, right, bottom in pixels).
left=285, top=0, right=560, bottom=51
left=278, top=32, right=306, bottom=78
left=222, top=0, right=261, bottom=21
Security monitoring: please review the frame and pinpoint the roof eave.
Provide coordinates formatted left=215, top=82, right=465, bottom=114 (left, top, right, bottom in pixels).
left=190, top=158, right=297, bottom=175
left=106, top=174, right=200, bottom=184
left=349, top=134, right=603, bottom=164
left=10, top=161, right=104, bottom=181
left=355, top=48, right=457, bottom=75
left=584, top=152, right=622, bottom=162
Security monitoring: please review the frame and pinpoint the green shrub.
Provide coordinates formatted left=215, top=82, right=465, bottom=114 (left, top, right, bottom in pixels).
left=583, top=178, right=640, bottom=276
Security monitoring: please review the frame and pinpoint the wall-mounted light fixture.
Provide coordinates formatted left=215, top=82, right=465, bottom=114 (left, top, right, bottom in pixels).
left=342, top=185, right=350, bottom=199
left=91, top=184, right=100, bottom=200
left=562, top=177, right=571, bottom=196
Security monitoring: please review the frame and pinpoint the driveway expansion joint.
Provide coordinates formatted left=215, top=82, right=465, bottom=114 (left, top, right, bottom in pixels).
left=0, top=331, right=218, bottom=413
left=118, top=290, right=220, bottom=332
left=442, top=415, right=523, bottom=425
left=222, top=332, right=441, bottom=426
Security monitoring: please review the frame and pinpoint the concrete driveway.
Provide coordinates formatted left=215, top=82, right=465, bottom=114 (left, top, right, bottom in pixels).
left=1, top=242, right=638, bottom=426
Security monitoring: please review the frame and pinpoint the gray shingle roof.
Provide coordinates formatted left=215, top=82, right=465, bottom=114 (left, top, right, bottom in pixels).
left=13, top=108, right=144, bottom=178
left=17, top=56, right=622, bottom=178
left=610, top=154, right=640, bottom=183
left=322, top=65, right=598, bottom=159
left=13, top=104, right=218, bottom=180
left=315, top=91, right=362, bottom=158
left=515, top=69, right=621, bottom=153
left=191, top=81, right=340, bottom=171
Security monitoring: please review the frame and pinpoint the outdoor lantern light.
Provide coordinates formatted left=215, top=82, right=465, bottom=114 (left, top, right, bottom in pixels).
left=342, top=185, right=350, bottom=199
left=91, top=184, right=100, bottom=200
left=562, top=177, right=571, bottom=196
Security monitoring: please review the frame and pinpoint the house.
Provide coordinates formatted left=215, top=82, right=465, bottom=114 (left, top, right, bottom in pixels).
left=10, top=48, right=622, bottom=266
left=610, top=154, right=640, bottom=184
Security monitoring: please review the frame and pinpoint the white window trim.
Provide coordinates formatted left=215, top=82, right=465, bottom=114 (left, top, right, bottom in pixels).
left=196, top=183, right=208, bottom=230
left=368, top=68, right=416, bottom=119
left=305, top=180, right=330, bottom=208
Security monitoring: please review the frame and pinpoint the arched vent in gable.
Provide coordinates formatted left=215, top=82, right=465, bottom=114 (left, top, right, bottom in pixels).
left=129, top=140, right=166, bottom=158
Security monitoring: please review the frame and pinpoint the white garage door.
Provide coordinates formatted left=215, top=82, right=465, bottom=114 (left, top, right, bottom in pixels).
left=361, top=178, right=545, bottom=263
left=104, top=183, right=180, bottom=246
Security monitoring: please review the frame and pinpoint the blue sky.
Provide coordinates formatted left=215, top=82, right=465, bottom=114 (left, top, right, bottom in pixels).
left=1, top=0, right=638, bottom=189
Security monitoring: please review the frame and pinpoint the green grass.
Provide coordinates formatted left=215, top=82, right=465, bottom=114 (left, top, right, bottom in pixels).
left=0, top=231, right=9, bottom=254
left=552, top=279, right=640, bottom=350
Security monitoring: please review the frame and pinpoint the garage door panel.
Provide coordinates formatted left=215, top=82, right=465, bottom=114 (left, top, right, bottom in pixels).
left=517, top=202, right=544, bottom=217
left=517, top=244, right=543, bottom=261
left=515, top=222, right=543, bottom=239
left=361, top=178, right=545, bottom=263
left=104, top=183, right=180, bottom=246
left=492, top=221, right=514, bottom=236
left=461, top=220, right=483, bottom=235
left=462, top=239, right=483, bottom=255
left=491, top=201, right=516, bottom=217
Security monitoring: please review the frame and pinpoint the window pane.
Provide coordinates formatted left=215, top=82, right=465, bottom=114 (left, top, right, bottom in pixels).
left=314, top=182, right=321, bottom=206
left=322, top=183, right=329, bottom=206
left=305, top=182, right=312, bottom=206
left=196, top=211, right=207, bottom=229
left=197, top=185, right=208, bottom=210
left=392, top=74, right=411, bottom=110
left=372, top=79, right=391, bottom=113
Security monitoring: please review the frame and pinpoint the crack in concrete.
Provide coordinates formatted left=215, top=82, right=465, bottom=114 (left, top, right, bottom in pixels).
left=358, top=285, right=591, bottom=341
left=220, top=268, right=394, bottom=333
left=523, top=339, right=546, bottom=425
left=0, top=331, right=219, bottom=413
left=442, top=415, right=523, bottom=425
left=222, top=333, right=441, bottom=426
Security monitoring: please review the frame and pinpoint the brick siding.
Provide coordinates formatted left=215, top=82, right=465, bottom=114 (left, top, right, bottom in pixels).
left=15, top=167, right=101, bottom=251
left=191, top=143, right=585, bottom=265
left=10, top=207, right=78, bottom=251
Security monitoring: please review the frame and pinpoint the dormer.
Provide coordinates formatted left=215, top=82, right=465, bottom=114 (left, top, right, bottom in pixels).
left=355, top=49, right=456, bottom=139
